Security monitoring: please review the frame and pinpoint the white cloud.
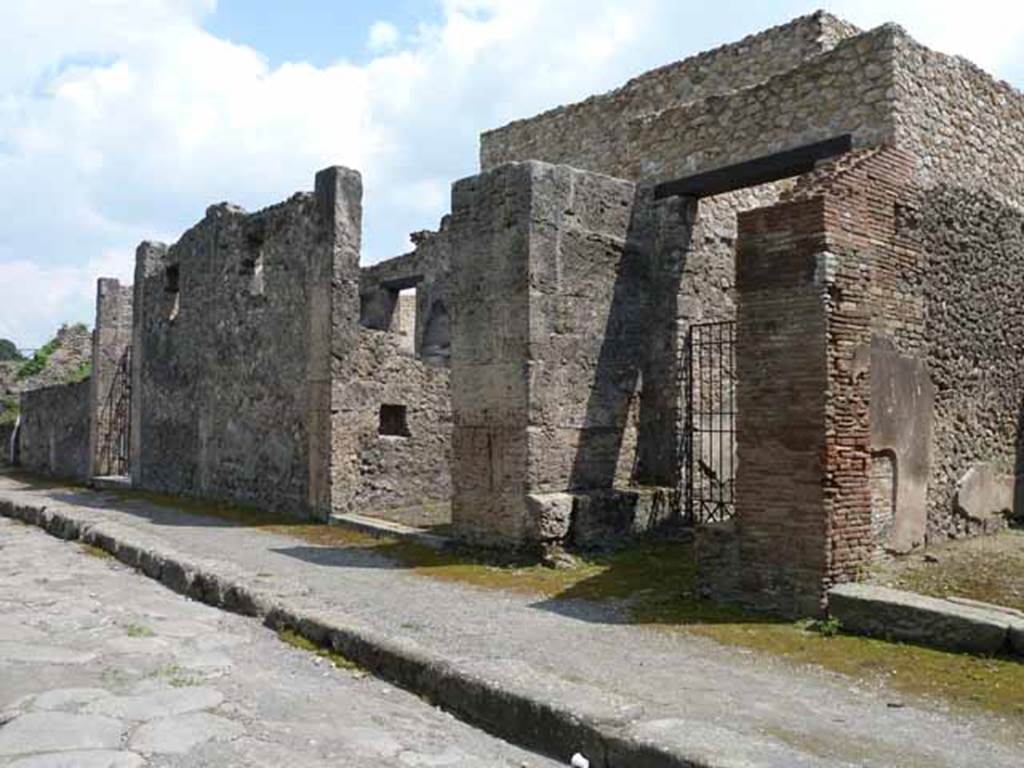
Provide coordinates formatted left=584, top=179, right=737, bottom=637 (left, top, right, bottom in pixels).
left=832, top=0, right=1024, bottom=77
left=0, top=0, right=1021, bottom=346
left=368, top=21, right=400, bottom=52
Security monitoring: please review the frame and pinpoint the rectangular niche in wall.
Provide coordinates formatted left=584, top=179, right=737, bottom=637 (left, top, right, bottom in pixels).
left=379, top=404, right=410, bottom=437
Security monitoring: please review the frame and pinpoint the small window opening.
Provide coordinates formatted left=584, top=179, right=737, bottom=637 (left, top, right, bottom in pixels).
left=378, top=404, right=410, bottom=437
left=397, top=288, right=417, bottom=354
left=165, top=264, right=180, bottom=293
left=165, top=264, right=180, bottom=321
left=241, top=252, right=265, bottom=296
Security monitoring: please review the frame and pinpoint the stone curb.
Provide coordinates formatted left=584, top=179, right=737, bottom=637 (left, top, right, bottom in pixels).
left=828, top=583, right=1024, bottom=657
left=0, top=494, right=777, bottom=768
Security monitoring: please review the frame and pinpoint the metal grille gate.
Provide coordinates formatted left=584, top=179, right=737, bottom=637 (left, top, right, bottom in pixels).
left=99, top=346, right=132, bottom=476
left=684, top=321, right=736, bottom=524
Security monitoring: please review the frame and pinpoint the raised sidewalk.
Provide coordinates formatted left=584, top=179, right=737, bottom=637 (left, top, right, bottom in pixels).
left=1, top=474, right=1020, bottom=768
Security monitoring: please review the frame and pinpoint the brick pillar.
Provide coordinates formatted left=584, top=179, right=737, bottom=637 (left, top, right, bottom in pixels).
left=728, top=194, right=873, bottom=616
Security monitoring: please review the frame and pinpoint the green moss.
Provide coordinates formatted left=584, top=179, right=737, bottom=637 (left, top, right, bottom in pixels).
left=16, top=337, right=60, bottom=380
left=156, top=664, right=201, bottom=688
left=79, top=542, right=114, bottom=560
left=878, top=531, right=1024, bottom=612
left=64, top=360, right=92, bottom=384
left=278, top=628, right=363, bottom=672
left=124, top=622, right=154, bottom=638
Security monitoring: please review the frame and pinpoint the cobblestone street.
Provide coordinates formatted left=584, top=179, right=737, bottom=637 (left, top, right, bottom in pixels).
left=0, top=517, right=557, bottom=767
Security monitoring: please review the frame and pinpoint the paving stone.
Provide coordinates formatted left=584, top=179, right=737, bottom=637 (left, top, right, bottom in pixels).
left=31, top=688, right=112, bottom=712
left=0, top=642, right=96, bottom=665
left=6, top=750, right=144, bottom=768
left=128, top=712, right=244, bottom=754
left=0, top=713, right=126, bottom=756
left=85, top=687, right=224, bottom=721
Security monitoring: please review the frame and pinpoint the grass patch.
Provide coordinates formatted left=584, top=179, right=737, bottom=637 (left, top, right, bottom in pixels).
left=876, top=530, right=1024, bottom=612
left=80, top=542, right=114, bottom=560
left=277, top=628, right=363, bottom=672
left=156, top=664, right=201, bottom=688
left=64, top=360, right=92, bottom=384
left=124, top=622, right=154, bottom=638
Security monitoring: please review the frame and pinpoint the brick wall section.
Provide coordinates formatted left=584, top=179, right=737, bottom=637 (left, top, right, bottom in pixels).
left=732, top=196, right=832, bottom=616
left=18, top=380, right=91, bottom=481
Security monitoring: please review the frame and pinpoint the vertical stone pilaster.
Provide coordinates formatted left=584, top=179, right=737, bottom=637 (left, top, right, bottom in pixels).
left=313, top=166, right=362, bottom=520
left=88, top=277, right=134, bottom=478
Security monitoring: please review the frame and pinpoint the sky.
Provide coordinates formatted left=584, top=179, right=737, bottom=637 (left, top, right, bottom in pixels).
left=1, top=1, right=1022, bottom=347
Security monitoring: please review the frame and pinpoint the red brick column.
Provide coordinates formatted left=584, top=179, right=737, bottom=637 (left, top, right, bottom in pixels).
left=728, top=194, right=874, bottom=616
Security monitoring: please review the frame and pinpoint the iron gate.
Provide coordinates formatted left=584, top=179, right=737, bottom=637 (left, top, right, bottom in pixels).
left=99, top=346, right=132, bottom=476
left=684, top=321, right=736, bottom=524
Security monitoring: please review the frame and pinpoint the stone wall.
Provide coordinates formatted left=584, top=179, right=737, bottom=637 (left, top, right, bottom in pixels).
left=915, top=186, right=1024, bottom=537
left=88, top=278, right=133, bottom=477
left=893, top=35, right=1024, bottom=207
left=480, top=12, right=862, bottom=175
left=482, top=24, right=896, bottom=185
left=18, top=380, right=91, bottom=480
left=131, top=168, right=353, bottom=518
left=330, top=330, right=452, bottom=526
left=450, top=161, right=668, bottom=547
left=0, top=423, right=14, bottom=466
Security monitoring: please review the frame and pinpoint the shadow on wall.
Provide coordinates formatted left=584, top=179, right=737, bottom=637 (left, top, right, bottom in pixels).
left=567, top=189, right=694, bottom=492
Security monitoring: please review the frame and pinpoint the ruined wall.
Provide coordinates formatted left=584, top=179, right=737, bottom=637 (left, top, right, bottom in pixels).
left=18, top=380, right=91, bottom=480
left=359, top=223, right=453, bottom=364
left=132, top=169, right=351, bottom=518
left=331, top=225, right=453, bottom=526
left=481, top=12, right=862, bottom=174
left=88, top=278, right=133, bottom=477
left=450, top=161, right=655, bottom=546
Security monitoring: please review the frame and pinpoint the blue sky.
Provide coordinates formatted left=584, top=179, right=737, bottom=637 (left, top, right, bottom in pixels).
left=1, top=0, right=1023, bottom=346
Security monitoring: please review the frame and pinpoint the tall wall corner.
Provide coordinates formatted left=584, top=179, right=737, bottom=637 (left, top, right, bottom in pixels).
left=448, top=161, right=674, bottom=548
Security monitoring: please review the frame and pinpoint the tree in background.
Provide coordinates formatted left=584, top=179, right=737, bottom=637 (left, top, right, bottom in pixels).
left=0, top=339, right=22, bottom=362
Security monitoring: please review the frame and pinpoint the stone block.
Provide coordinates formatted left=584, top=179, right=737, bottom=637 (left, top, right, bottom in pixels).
left=525, top=492, right=573, bottom=541
left=955, top=463, right=1015, bottom=531
left=827, top=583, right=1010, bottom=655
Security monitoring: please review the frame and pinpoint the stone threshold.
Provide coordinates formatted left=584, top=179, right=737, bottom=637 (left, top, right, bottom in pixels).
left=90, top=475, right=132, bottom=491
left=328, top=512, right=450, bottom=550
left=828, top=583, right=1024, bottom=658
